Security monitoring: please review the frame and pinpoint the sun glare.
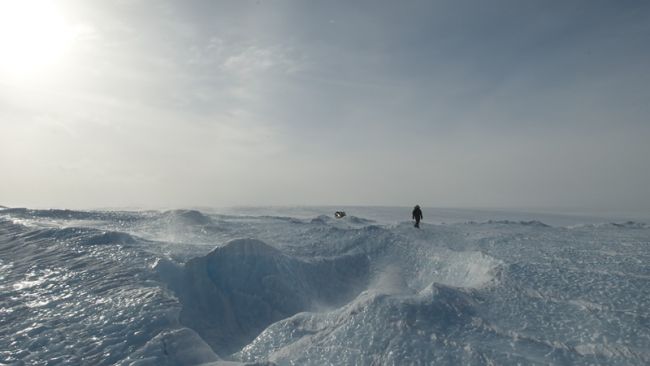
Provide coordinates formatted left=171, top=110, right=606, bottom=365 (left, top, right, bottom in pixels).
left=0, top=0, right=74, bottom=77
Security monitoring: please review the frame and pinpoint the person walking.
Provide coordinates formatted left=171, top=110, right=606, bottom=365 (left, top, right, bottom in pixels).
left=412, top=205, right=423, bottom=228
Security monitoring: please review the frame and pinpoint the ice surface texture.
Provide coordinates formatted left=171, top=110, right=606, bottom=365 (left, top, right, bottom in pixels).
left=166, top=238, right=370, bottom=355
left=1, top=207, right=649, bottom=365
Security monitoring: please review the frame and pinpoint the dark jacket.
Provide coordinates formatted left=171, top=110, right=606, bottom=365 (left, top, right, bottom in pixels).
left=412, top=206, right=423, bottom=221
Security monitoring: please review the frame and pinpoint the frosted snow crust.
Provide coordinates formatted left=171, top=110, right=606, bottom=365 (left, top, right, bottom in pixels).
left=1, top=207, right=649, bottom=365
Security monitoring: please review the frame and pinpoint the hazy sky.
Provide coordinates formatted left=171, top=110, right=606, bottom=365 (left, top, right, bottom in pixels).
left=1, top=0, right=649, bottom=211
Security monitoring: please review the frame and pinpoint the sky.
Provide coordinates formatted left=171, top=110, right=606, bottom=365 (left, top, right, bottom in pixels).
left=1, top=0, right=649, bottom=212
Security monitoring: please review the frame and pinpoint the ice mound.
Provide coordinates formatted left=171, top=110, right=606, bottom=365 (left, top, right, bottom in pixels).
left=143, top=209, right=227, bottom=245
left=238, top=283, right=481, bottom=365
left=161, top=209, right=213, bottom=226
left=609, top=221, right=647, bottom=229
left=161, top=238, right=370, bottom=355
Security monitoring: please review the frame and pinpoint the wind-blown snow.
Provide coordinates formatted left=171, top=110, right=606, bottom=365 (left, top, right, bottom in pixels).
left=1, top=207, right=648, bottom=365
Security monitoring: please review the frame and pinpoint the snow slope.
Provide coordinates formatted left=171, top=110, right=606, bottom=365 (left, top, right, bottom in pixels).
left=1, top=207, right=648, bottom=365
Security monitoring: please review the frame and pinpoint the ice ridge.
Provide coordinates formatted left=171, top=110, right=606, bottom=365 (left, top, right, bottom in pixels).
left=158, top=238, right=370, bottom=355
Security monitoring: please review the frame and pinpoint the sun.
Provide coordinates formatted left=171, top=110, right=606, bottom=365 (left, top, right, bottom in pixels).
left=0, top=0, right=74, bottom=77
